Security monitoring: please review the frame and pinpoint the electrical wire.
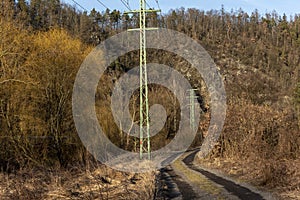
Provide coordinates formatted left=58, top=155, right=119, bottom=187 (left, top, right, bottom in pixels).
left=70, top=0, right=88, bottom=11
left=154, top=0, right=163, bottom=28
left=96, top=0, right=109, bottom=10
left=145, top=0, right=152, bottom=9
left=155, top=0, right=161, bottom=10
left=126, top=0, right=131, bottom=9
left=120, top=0, right=131, bottom=10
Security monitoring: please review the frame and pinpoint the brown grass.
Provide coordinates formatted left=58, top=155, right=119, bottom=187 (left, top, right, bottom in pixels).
left=196, top=98, right=300, bottom=199
left=0, top=165, right=156, bottom=199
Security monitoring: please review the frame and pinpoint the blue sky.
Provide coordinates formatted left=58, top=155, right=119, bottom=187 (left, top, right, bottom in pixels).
left=63, top=0, right=300, bottom=17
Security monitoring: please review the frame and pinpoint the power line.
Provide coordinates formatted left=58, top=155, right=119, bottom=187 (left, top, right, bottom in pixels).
left=126, top=0, right=131, bottom=9
left=155, top=0, right=161, bottom=10
left=96, top=0, right=109, bottom=10
left=154, top=0, right=163, bottom=27
left=70, top=0, right=88, bottom=12
left=145, top=0, right=152, bottom=9
left=120, top=0, right=131, bottom=10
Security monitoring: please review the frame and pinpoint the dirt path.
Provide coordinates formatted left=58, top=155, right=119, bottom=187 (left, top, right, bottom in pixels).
left=159, top=150, right=272, bottom=200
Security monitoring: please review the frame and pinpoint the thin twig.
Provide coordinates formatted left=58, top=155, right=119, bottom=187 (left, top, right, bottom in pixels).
left=0, top=79, right=37, bottom=85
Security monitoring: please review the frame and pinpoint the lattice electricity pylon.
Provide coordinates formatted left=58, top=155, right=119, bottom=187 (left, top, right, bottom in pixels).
left=187, top=89, right=199, bottom=132
left=125, top=1, right=160, bottom=159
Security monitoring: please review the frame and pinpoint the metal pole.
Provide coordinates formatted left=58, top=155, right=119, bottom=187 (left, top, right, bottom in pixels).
left=139, top=0, right=150, bottom=160
left=125, top=1, right=161, bottom=160
left=188, top=89, right=198, bottom=132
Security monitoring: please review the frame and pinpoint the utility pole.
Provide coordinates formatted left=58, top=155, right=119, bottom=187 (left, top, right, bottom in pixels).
left=187, top=89, right=198, bottom=132
left=125, top=1, right=160, bottom=159
left=173, top=78, right=177, bottom=134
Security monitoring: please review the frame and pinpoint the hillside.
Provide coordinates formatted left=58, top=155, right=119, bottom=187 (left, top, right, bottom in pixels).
left=0, top=0, right=299, bottom=199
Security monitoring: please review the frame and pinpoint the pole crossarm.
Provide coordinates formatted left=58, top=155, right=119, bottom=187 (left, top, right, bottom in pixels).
left=124, top=9, right=161, bottom=14
left=127, top=27, right=159, bottom=31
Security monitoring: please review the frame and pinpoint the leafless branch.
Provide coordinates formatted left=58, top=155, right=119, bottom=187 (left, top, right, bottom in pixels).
left=0, top=79, right=37, bottom=85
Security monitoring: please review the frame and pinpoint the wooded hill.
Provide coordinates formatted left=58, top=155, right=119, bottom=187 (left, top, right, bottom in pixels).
left=0, top=0, right=300, bottom=195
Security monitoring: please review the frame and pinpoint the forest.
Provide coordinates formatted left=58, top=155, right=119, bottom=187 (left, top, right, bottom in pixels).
left=0, top=0, right=299, bottom=199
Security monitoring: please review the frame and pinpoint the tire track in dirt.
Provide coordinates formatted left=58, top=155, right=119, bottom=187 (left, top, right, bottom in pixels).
left=161, top=150, right=266, bottom=200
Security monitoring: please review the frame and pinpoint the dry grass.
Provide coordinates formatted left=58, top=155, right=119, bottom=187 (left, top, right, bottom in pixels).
left=196, top=98, right=300, bottom=199
left=196, top=156, right=300, bottom=199
left=0, top=165, right=156, bottom=199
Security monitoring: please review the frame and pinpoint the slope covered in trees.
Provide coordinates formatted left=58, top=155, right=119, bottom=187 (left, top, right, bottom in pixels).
left=0, top=0, right=299, bottom=198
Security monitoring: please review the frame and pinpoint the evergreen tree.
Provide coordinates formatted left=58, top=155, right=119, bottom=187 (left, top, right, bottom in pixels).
left=79, top=11, right=93, bottom=43
left=48, top=0, right=61, bottom=27
left=30, top=0, right=43, bottom=29
left=16, top=0, right=30, bottom=25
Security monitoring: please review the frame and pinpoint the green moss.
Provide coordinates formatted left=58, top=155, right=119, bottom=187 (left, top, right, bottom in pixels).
left=172, top=159, right=224, bottom=198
